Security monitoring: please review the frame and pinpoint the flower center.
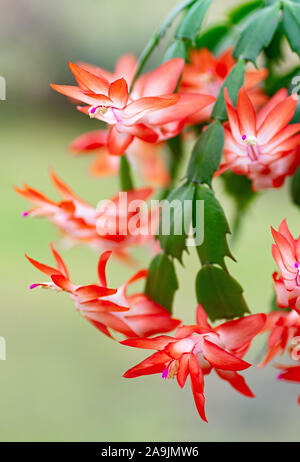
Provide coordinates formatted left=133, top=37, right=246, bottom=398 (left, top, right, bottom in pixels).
left=162, top=360, right=179, bottom=379
left=242, top=134, right=260, bottom=161
left=242, top=134, right=257, bottom=146
left=89, top=106, right=108, bottom=118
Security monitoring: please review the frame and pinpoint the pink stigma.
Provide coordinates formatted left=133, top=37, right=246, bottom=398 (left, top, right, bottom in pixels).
left=30, top=284, right=38, bottom=290
left=242, top=134, right=246, bottom=140
left=162, top=368, right=168, bottom=379
left=22, top=211, right=29, bottom=217
left=90, top=106, right=97, bottom=114
left=294, top=262, right=299, bottom=269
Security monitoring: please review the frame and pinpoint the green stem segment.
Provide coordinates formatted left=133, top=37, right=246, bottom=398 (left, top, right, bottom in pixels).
left=160, top=135, right=183, bottom=200
left=120, top=155, right=134, bottom=191
left=125, top=0, right=197, bottom=188
left=129, top=0, right=196, bottom=92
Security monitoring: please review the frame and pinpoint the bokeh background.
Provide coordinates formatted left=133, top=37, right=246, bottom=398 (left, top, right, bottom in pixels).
left=1, top=0, right=300, bottom=442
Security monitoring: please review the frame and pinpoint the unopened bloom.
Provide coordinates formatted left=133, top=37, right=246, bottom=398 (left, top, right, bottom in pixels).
left=15, top=171, right=158, bottom=264
left=272, top=220, right=300, bottom=313
left=70, top=129, right=170, bottom=187
left=122, top=305, right=266, bottom=421
left=180, top=47, right=268, bottom=123
left=27, top=245, right=181, bottom=339
left=51, top=58, right=215, bottom=155
left=218, top=87, right=300, bottom=191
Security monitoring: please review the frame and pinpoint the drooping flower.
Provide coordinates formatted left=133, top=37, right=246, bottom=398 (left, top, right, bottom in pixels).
left=51, top=58, right=216, bottom=155
left=276, top=365, right=300, bottom=406
left=15, top=171, right=159, bottom=265
left=271, top=220, right=300, bottom=313
left=180, top=47, right=268, bottom=123
left=217, top=87, right=300, bottom=190
left=69, top=129, right=170, bottom=187
left=122, top=305, right=266, bottom=421
left=27, top=244, right=181, bottom=339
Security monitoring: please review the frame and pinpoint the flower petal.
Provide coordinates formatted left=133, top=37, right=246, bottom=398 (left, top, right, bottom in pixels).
left=121, top=336, right=175, bottom=350
left=123, top=351, right=170, bottom=378
left=142, top=58, right=185, bottom=96
left=216, top=314, right=266, bottom=352
left=277, top=364, right=300, bottom=383
left=89, top=152, right=120, bottom=177
left=258, top=94, right=298, bottom=144
left=75, top=285, right=117, bottom=301
left=51, top=274, right=74, bottom=292
left=196, top=304, right=212, bottom=329
left=68, top=61, right=109, bottom=94
left=109, top=78, right=129, bottom=108
left=147, top=94, right=215, bottom=126
left=271, top=227, right=297, bottom=272
left=107, top=126, right=134, bottom=155
left=50, top=84, right=110, bottom=106
left=260, top=124, right=300, bottom=153
left=189, top=354, right=207, bottom=422
left=50, top=242, right=69, bottom=279
left=26, top=254, right=61, bottom=277
left=69, top=130, right=109, bottom=153
left=236, top=87, right=256, bottom=137
left=122, top=124, right=158, bottom=143
left=257, top=88, right=288, bottom=128
left=224, top=88, right=242, bottom=142
left=114, top=53, right=137, bottom=84
left=202, top=338, right=251, bottom=371
left=123, top=95, right=179, bottom=124
left=97, top=250, right=112, bottom=287
left=215, top=369, right=255, bottom=397
left=177, top=353, right=190, bottom=388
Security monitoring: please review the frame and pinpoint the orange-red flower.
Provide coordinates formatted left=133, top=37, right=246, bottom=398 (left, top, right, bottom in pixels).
left=122, top=305, right=266, bottom=421
left=15, top=171, right=159, bottom=265
left=218, top=87, right=300, bottom=190
left=180, top=47, right=268, bottom=123
left=271, top=220, right=300, bottom=314
left=51, top=57, right=215, bottom=155
left=69, top=129, right=170, bottom=187
left=27, top=244, right=181, bottom=339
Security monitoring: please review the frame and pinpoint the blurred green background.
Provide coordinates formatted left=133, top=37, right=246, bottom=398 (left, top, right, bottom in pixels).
left=1, top=0, right=300, bottom=442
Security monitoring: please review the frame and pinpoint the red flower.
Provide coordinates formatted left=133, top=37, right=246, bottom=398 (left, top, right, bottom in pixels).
left=15, top=171, right=158, bottom=265
left=180, top=47, right=268, bottom=123
left=122, top=305, right=266, bottom=421
left=27, top=245, right=181, bottom=339
left=276, top=365, right=300, bottom=406
left=271, top=220, right=300, bottom=313
left=70, top=129, right=170, bottom=187
left=51, top=58, right=215, bottom=155
left=218, top=87, right=300, bottom=191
